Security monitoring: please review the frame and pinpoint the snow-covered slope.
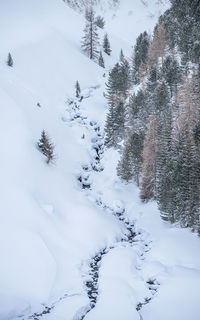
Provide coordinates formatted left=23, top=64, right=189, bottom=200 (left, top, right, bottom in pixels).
left=0, top=1, right=199, bottom=320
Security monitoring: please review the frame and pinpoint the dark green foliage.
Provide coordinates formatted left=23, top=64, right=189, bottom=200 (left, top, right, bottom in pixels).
left=98, top=51, right=105, bottom=68
left=75, top=81, right=81, bottom=98
left=160, top=56, right=181, bottom=96
left=156, top=107, right=176, bottom=222
left=132, top=31, right=149, bottom=83
left=119, top=49, right=125, bottom=62
left=103, top=33, right=111, bottom=55
left=38, top=130, right=55, bottom=164
left=81, top=7, right=99, bottom=60
left=117, top=133, right=143, bottom=185
left=95, top=15, right=105, bottom=29
left=7, top=53, right=13, bottom=67
left=128, top=90, right=147, bottom=134
left=163, top=0, right=200, bottom=63
left=104, top=60, right=131, bottom=148
left=105, top=100, right=126, bottom=148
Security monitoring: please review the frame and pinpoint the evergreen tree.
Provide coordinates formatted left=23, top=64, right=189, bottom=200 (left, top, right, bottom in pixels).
left=75, top=80, right=81, bottom=98
left=98, top=51, right=105, bottom=68
left=132, top=31, right=149, bottom=83
left=38, top=130, right=55, bottom=164
left=156, top=106, right=176, bottom=222
left=117, top=132, right=143, bottom=185
left=119, top=49, right=125, bottom=62
left=104, top=102, right=118, bottom=148
left=119, top=59, right=131, bottom=99
left=95, top=15, right=105, bottom=29
left=128, top=90, right=147, bottom=135
left=103, top=33, right=111, bottom=55
left=7, top=53, right=13, bottom=67
left=81, top=7, right=99, bottom=61
left=160, top=56, right=181, bottom=96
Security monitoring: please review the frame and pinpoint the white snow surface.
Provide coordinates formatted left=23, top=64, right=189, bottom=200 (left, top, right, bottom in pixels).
left=0, top=0, right=199, bottom=320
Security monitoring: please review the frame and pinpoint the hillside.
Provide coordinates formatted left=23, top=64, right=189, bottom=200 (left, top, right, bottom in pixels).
left=0, top=1, right=199, bottom=320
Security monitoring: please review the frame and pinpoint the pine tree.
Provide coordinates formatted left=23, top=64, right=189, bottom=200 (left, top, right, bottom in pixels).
left=103, top=33, right=111, bottom=55
left=81, top=7, right=99, bottom=61
left=98, top=51, right=105, bottom=68
left=75, top=81, right=81, bottom=98
left=156, top=106, right=176, bottom=222
left=132, top=31, right=150, bottom=83
left=119, top=49, right=125, bottom=62
left=160, top=55, right=181, bottom=96
left=171, top=75, right=200, bottom=228
left=95, top=15, right=105, bottom=29
left=117, top=132, right=143, bottom=185
left=38, top=130, right=55, bottom=164
left=104, top=102, right=118, bottom=148
left=119, top=58, right=131, bottom=99
left=7, top=53, right=13, bottom=67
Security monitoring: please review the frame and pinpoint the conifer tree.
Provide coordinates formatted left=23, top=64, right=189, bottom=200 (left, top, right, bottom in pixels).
left=98, top=51, right=105, bottom=68
left=103, top=33, right=111, bottom=55
left=104, top=102, right=118, bottom=148
left=38, top=130, right=55, bottom=164
left=75, top=81, right=81, bottom=98
left=132, top=31, right=149, bottom=83
left=95, top=15, right=105, bottom=29
left=160, top=56, right=181, bottom=96
left=119, top=49, right=125, bottom=62
left=81, top=7, right=99, bottom=61
left=117, top=132, right=143, bottom=185
left=7, top=53, right=13, bottom=67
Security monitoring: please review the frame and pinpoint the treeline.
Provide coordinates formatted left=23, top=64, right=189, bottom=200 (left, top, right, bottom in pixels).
left=104, top=0, right=200, bottom=233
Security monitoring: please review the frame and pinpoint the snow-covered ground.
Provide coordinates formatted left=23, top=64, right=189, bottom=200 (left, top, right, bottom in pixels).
left=0, top=0, right=199, bottom=319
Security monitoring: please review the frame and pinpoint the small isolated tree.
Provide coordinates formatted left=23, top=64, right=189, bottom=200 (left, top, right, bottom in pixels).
left=75, top=81, right=81, bottom=98
left=119, top=49, right=125, bottom=62
left=81, top=7, right=99, bottom=61
left=95, top=15, right=105, bottom=29
left=38, top=130, right=55, bottom=164
left=103, top=33, right=111, bottom=55
left=98, top=51, right=105, bottom=68
left=7, top=53, right=13, bottom=67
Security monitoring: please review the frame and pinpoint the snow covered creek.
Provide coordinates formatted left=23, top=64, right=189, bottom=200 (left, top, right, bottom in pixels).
left=66, top=87, right=160, bottom=320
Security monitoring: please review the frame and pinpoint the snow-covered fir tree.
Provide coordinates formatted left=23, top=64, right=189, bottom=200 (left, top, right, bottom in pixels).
left=7, top=52, right=13, bottom=67
left=98, top=51, right=105, bottom=68
left=75, top=80, right=81, bottom=97
left=38, top=130, right=55, bottom=164
left=81, top=7, right=99, bottom=61
left=103, top=33, right=111, bottom=55
left=95, top=15, right=105, bottom=29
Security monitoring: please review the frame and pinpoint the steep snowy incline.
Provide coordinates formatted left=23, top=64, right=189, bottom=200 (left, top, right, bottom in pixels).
left=0, top=1, right=200, bottom=320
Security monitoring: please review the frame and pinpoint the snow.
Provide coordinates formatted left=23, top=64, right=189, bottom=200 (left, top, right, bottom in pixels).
left=0, top=0, right=199, bottom=320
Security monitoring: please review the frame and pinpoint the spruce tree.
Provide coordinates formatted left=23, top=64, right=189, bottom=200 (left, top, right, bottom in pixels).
left=103, top=33, right=111, bottom=55
left=98, top=51, right=105, bottom=68
left=119, top=49, right=125, bottom=62
left=132, top=31, right=149, bottom=83
left=95, top=15, right=105, bottom=29
left=7, top=53, right=13, bottom=67
left=75, top=81, right=81, bottom=98
left=104, top=102, right=118, bottom=148
left=81, top=7, right=99, bottom=61
left=160, top=56, right=181, bottom=96
left=117, top=132, right=143, bottom=185
left=38, top=130, right=55, bottom=164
